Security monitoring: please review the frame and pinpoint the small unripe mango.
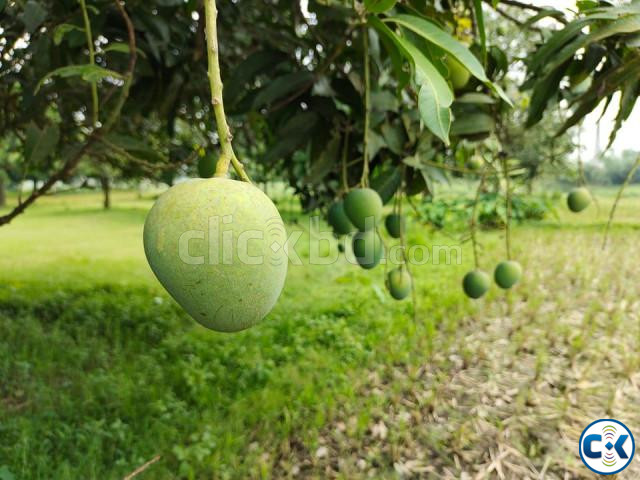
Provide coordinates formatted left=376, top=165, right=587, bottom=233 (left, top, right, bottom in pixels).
left=197, top=155, right=216, bottom=178
left=494, top=260, right=522, bottom=290
left=327, top=200, right=355, bottom=235
left=387, top=268, right=412, bottom=300
left=385, top=213, right=404, bottom=239
left=344, top=188, right=383, bottom=231
left=445, top=56, right=471, bottom=90
left=567, top=187, right=591, bottom=213
left=352, top=229, right=383, bottom=269
left=462, top=270, right=490, bottom=299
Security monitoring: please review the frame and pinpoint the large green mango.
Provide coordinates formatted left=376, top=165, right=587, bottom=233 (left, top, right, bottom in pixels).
left=143, top=178, right=288, bottom=332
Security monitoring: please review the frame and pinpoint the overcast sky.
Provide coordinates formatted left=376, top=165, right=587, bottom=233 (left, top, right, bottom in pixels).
left=527, top=0, right=639, bottom=161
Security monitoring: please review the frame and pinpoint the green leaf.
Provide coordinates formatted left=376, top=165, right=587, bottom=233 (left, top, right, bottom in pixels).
left=102, top=42, right=147, bottom=59
left=364, top=0, right=397, bottom=14
left=607, top=80, right=640, bottom=150
left=557, top=55, right=640, bottom=136
left=450, top=112, right=494, bottom=136
left=36, top=65, right=124, bottom=93
left=542, top=14, right=640, bottom=76
left=53, top=23, right=84, bottom=46
left=418, top=83, right=451, bottom=145
left=380, top=121, right=406, bottom=154
left=370, top=164, right=402, bottom=204
left=303, top=134, right=340, bottom=185
left=387, top=14, right=488, bottom=82
left=20, top=1, right=47, bottom=33
left=252, top=72, right=313, bottom=109
left=24, top=123, right=60, bottom=165
left=386, top=14, right=511, bottom=105
left=526, top=63, right=570, bottom=127
left=225, top=50, right=287, bottom=105
left=369, top=15, right=453, bottom=143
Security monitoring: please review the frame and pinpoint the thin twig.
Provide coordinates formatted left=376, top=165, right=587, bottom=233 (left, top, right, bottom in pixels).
left=360, top=24, right=370, bottom=188
left=204, top=0, right=251, bottom=182
left=470, top=168, right=488, bottom=270
left=123, top=455, right=161, bottom=480
left=502, top=156, right=512, bottom=260
left=602, top=154, right=640, bottom=250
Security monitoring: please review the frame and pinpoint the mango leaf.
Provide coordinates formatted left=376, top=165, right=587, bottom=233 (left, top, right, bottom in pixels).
left=24, top=123, right=60, bottom=165
left=20, top=1, right=47, bottom=33
left=252, top=71, right=313, bottom=109
left=380, top=121, right=406, bottom=154
left=102, top=42, right=147, bottom=59
left=387, top=14, right=488, bottom=82
left=36, top=65, right=124, bottom=92
left=557, top=55, right=640, bottom=136
left=418, top=83, right=451, bottom=145
left=53, top=23, right=84, bottom=46
left=225, top=50, right=287, bottom=105
left=303, top=134, right=340, bottom=185
left=370, top=164, right=402, bottom=204
left=542, top=14, right=640, bottom=76
left=450, top=112, right=494, bottom=136
left=526, top=62, right=570, bottom=127
left=386, top=14, right=511, bottom=105
left=607, top=80, right=640, bottom=150
left=364, top=0, right=397, bottom=14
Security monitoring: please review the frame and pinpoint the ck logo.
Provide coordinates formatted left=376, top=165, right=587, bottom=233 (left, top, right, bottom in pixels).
left=579, top=419, right=635, bottom=475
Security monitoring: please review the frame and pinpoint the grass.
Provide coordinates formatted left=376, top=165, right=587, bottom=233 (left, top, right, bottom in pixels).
left=1, top=185, right=639, bottom=479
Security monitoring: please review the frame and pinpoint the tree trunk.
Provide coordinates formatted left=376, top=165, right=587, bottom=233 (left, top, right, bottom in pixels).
left=0, top=176, right=6, bottom=207
left=100, top=175, right=111, bottom=209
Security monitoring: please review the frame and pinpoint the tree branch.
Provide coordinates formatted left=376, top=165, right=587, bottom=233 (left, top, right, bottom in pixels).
left=0, top=0, right=137, bottom=227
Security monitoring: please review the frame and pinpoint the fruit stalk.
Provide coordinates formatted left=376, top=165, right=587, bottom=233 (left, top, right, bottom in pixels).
left=204, top=0, right=251, bottom=182
left=360, top=25, right=370, bottom=187
left=602, top=153, right=640, bottom=249
left=397, top=182, right=418, bottom=322
left=501, top=156, right=512, bottom=260
left=78, top=0, right=99, bottom=126
left=470, top=167, right=487, bottom=269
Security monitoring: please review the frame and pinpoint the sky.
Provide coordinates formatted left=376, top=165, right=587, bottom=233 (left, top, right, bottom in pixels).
left=527, top=0, right=640, bottom=162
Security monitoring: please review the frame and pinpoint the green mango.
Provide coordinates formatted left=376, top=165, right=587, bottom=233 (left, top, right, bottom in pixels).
left=344, top=188, right=383, bottom=231
left=352, top=229, right=383, bottom=269
left=387, top=267, right=412, bottom=300
left=494, top=260, right=522, bottom=290
left=445, top=56, right=471, bottom=90
left=327, top=200, right=355, bottom=235
left=197, top=155, right=216, bottom=178
left=143, top=178, right=288, bottom=332
left=567, top=187, right=591, bottom=213
left=384, top=213, right=404, bottom=239
left=462, top=270, right=490, bottom=299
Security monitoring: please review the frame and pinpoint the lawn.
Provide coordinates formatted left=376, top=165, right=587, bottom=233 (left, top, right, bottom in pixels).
left=1, top=186, right=639, bottom=479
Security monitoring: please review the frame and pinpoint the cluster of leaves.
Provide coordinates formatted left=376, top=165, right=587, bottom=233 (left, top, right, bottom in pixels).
left=525, top=0, right=640, bottom=150
left=1, top=0, right=639, bottom=224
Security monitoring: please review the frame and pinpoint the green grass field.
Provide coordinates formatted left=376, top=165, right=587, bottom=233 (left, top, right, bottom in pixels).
left=1, top=186, right=640, bottom=479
